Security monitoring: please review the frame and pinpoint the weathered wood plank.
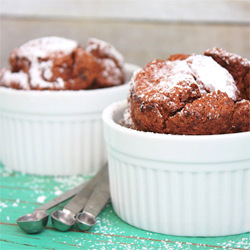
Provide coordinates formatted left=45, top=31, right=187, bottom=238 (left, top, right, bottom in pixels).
left=0, top=164, right=249, bottom=249
left=1, top=0, right=249, bottom=23
left=1, top=18, right=249, bottom=70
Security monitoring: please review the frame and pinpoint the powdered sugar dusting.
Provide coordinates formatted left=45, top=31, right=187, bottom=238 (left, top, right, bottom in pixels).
left=2, top=37, right=79, bottom=89
left=16, top=37, right=78, bottom=89
left=122, top=108, right=136, bottom=128
left=16, top=36, right=78, bottom=60
left=28, top=60, right=53, bottom=88
left=187, top=55, right=238, bottom=100
left=1, top=37, right=126, bottom=90
left=206, top=47, right=250, bottom=67
left=99, top=58, right=123, bottom=85
left=132, top=55, right=238, bottom=103
left=86, top=38, right=125, bottom=86
left=42, top=61, right=53, bottom=80
left=156, top=60, right=196, bottom=91
left=36, top=195, right=46, bottom=203
left=133, top=60, right=200, bottom=103
left=0, top=69, right=30, bottom=89
left=86, top=38, right=124, bottom=68
left=149, top=60, right=193, bottom=84
left=238, top=99, right=248, bottom=104
left=1, top=163, right=249, bottom=249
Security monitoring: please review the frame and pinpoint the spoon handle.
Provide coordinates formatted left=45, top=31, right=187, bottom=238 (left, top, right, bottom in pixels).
left=63, top=163, right=108, bottom=215
left=82, top=167, right=110, bottom=217
left=34, top=181, right=87, bottom=213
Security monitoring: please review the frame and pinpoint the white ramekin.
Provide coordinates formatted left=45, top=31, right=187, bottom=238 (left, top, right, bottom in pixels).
left=102, top=100, right=250, bottom=237
left=0, top=63, right=139, bottom=176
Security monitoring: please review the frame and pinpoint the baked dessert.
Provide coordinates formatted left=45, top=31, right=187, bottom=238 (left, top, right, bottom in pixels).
left=122, top=48, right=250, bottom=135
left=86, top=38, right=125, bottom=88
left=0, top=36, right=125, bottom=90
left=204, top=48, right=249, bottom=100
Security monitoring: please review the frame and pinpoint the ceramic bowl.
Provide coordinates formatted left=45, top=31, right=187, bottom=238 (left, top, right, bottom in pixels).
left=0, top=63, right=139, bottom=176
left=102, top=100, right=250, bottom=236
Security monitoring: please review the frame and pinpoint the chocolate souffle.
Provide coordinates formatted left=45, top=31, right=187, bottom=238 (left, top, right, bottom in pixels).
left=0, top=37, right=125, bottom=90
left=122, top=48, right=250, bottom=135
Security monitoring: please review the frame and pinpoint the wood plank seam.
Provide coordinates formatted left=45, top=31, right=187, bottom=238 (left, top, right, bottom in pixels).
left=0, top=238, right=39, bottom=248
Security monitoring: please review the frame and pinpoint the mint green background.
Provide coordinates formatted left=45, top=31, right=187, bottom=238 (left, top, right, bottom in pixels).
left=0, top=164, right=249, bottom=249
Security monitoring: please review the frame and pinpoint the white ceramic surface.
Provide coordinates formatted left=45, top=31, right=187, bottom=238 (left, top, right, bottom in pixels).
left=0, top=63, right=139, bottom=176
left=102, top=100, right=250, bottom=236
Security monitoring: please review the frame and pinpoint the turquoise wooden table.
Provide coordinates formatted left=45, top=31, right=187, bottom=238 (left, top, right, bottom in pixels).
left=0, top=164, right=249, bottom=250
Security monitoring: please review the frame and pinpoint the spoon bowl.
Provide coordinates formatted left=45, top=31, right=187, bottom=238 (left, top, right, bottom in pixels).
left=51, top=209, right=76, bottom=232
left=76, top=212, right=96, bottom=231
left=16, top=211, right=49, bottom=234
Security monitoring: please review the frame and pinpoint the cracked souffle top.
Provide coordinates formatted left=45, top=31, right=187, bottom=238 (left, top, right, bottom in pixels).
left=122, top=48, right=250, bottom=135
left=0, top=36, right=125, bottom=90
